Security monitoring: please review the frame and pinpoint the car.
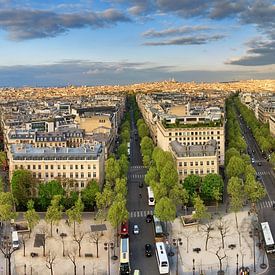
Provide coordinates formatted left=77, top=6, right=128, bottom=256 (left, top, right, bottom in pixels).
left=133, top=270, right=141, bottom=275
left=256, top=175, right=261, bottom=181
left=145, top=244, right=152, bottom=257
left=133, top=224, right=140, bottom=235
left=258, top=162, right=262, bottom=166
left=139, top=182, right=144, bottom=188
left=273, top=203, right=275, bottom=210
left=252, top=149, right=255, bottom=153
left=146, top=214, right=153, bottom=223
left=251, top=158, right=255, bottom=164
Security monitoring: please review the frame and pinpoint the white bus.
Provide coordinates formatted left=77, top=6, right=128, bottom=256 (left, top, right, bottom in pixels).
left=12, top=231, right=19, bottom=249
left=261, top=222, right=275, bottom=253
left=120, top=237, right=130, bottom=274
left=155, top=242, right=169, bottom=274
left=147, top=186, right=155, bottom=206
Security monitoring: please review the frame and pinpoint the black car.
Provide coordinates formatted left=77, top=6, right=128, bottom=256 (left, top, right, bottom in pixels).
left=146, top=214, right=153, bottom=223
left=145, top=244, right=152, bottom=257
left=258, top=162, right=262, bottom=166
left=139, top=182, right=144, bottom=188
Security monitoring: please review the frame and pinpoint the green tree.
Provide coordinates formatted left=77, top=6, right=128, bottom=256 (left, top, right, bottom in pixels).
left=160, top=161, right=178, bottom=190
left=105, top=158, right=121, bottom=186
left=244, top=174, right=266, bottom=213
left=118, top=154, right=129, bottom=177
left=138, top=122, right=149, bottom=138
left=192, top=196, right=210, bottom=231
left=108, top=198, right=129, bottom=246
left=0, top=192, right=17, bottom=222
left=182, top=175, right=202, bottom=199
left=144, top=165, right=159, bottom=185
left=244, top=164, right=256, bottom=180
left=66, top=197, right=84, bottom=236
left=270, top=152, right=275, bottom=168
left=11, top=169, right=36, bottom=208
left=38, top=180, right=65, bottom=211
left=225, top=148, right=240, bottom=166
left=212, top=187, right=222, bottom=214
left=121, top=129, right=130, bottom=143
left=142, top=154, right=151, bottom=167
left=151, top=181, right=168, bottom=202
left=117, top=143, right=128, bottom=157
left=81, top=180, right=99, bottom=210
left=225, top=156, right=245, bottom=179
left=114, top=178, right=127, bottom=198
left=24, top=200, right=40, bottom=238
left=201, top=174, right=223, bottom=202
left=96, top=185, right=114, bottom=218
left=45, top=195, right=63, bottom=237
left=154, top=197, right=176, bottom=232
left=140, top=137, right=154, bottom=158
left=169, top=184, right=189, bottom=207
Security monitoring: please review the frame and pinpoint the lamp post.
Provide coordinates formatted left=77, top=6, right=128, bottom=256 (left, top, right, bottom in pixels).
left=236, top=253, right=239, bottom=275
left=83, top=265, right=85, bottom=275
left=104, top=242, right=115, bottom=275
left=173, top=238, right=183, bottom=275
left=192, top=258, right=195, bottom=275
left=24, top=264, right=26, bottom=275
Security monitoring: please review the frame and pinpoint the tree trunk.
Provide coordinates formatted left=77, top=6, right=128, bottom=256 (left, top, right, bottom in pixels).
left=74, top=263, right=76, bottom=275
left=73, top=221, right=76, bottom=237
left=221, top=234, right=225, bottom=249
left=78, top=244, right=81, bottom=257
left=50, top=267, right=53, bottom=275
left=216, top=201, right=219, bottom=214
left=205, top=234, right=209, bottom=251
left=23, top=241, right=26, bottom=257
left=234, top=212, right=238, bottom=230
left=219, top=259, right=222, bottom=271
left=50, top=221, right=53, bottom=237
left=43, top=244, right=46, bottom=257
left=96, top=240, right=99, bottom=258
left=8, top=256, right=11, bottom=275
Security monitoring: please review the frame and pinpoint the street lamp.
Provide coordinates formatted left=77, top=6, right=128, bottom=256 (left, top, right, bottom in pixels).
left=104, top=242, right=115, bottom=275
left=83, top=265, right=85, bottom=275
left=24, top=264, right=26, bottom=275
left=236, top=253, right=239, bottom=275
left=173, top=238, right=183, bottom=275
left=192, top=258, right=195, bottom=275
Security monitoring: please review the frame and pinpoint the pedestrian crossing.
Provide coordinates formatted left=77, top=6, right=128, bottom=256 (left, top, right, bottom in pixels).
left=258, top=200, right=275, bottom=209
left=129, top=174, right=145, bottom=179
left=131, top=165, right=146, bottom=169
left=256, top=171, right=270, bottom=176
left=130, top=209, right=154, bottom=218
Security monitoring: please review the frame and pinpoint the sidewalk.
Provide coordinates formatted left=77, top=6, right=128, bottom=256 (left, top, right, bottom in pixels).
left=13, top=217, right=119, bottom=275
left=168, top=207, right=268, bottom=275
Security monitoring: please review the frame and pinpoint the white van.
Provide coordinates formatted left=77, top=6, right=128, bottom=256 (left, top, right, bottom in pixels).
left=133, top=270, right=141, bottom=275
left=12, top=231, right=19, bottom=249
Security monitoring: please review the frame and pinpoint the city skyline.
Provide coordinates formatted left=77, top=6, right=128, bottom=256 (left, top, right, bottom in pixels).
left=0, top=0, right=274, bottom=86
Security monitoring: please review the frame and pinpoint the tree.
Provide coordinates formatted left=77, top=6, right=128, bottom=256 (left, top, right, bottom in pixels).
left=200, top=221, right=213, bottom=251
left=151, top=181, right=167, bottom=202
left=244, top=175, right=266, bottom=213
left=24, top=200, right=40, bottom=238
left=117, top=143, right=128, bottom=157
left=192, top=196, right=210, bottom=231
left=38, top=180, right=65, bottom=211
left=73, top=231, right=85, bottom=257
left=89, top=231, right=103, bottom=258
left=201, top=174, right=223, bottom=202
left=227, top=177, right=244, bottom=246
left=225, top=156, right=246, bottom=179
left=217, top=217, right=230, bottom=249
left=144, top=165, right=159, bottom=185
left=68, top=248, right=78, bottom=275
left=244, top=164, right=256, bottom=180
left=45, top=195, right=63, bottom=237
left=81, top=180, right=99, bottom=210
left=38, top=223, right=49, bottom=257
left=0, top=192, right=17, bottom=222
left=118, top=154, right=129, bottom=177
left=105, top=158, right=121, bottom=186
left=140, top=136, right=154, bottom=158
left=182, top=175, right=202, bottom=199
left=169, top=184, right=189, bottom=207
left=66, top=197, right=84, bottom=236
left=212, top=187, right=222, bottom=214
left=45, top=251, right=56, bottom=275
left=142, top=154, right=151, bottom=167
left=270, top=152, right=275, bottom=168
left=225, top=148, right=240, bottom=166
left=96, top=185, right=114, bottom=218
left=154, top=197, right=176, bottom=232
left=138, top=122, right=149, bottom=138
left=160, top=161, right=178, bottom=190
left=121, top=129, right=130, bottom=142
left=215, top=247, right=227, bottom=272
left=108, top=198, right=129, bottom=246
left=11, top=169, right=36, bottom=208
left=114, top=178, right=127, bottom=198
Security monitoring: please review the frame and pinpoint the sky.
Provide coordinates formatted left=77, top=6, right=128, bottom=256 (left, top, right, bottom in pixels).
left=0, top=0, right=274, bottom=86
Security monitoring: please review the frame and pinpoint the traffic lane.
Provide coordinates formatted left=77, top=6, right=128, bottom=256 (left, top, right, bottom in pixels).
left=129, top=217, right=157, bottom=274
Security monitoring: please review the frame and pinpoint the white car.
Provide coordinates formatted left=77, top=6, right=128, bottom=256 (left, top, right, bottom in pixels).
left=251, top=158, right=255, bottom=164
left=133, top=224, right=140, bottom=235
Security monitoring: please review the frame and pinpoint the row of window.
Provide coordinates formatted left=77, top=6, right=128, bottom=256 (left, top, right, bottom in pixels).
left=169, top=130, right=221, bottom=136
left=178, top=160, right=216, bottom=166
left=33, top=171, right=97, bottom=179
left=179, top=169, right=216, bottom=175
left=169, top=139, right=221, bottom=149
left=15, top=164, right=97, bottom=170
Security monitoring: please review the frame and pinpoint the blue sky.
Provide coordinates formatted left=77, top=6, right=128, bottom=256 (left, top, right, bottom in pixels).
left=0, top=0, right=274, bottom=86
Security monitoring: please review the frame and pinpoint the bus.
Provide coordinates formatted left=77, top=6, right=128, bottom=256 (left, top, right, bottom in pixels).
left=147, top=186, right=155, bottom=206
left=261, top=222, right=275, bottom=253
left=120, top=237, right=130, bottom=274
left=153, top=215, right=164, bottom=239
left=155, top=242, right=169, bottom=274
left=120, top=221, right=129, bottom=238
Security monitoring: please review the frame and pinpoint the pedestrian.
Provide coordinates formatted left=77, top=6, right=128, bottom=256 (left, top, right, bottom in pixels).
left=56, top=228, right=59, bottom=234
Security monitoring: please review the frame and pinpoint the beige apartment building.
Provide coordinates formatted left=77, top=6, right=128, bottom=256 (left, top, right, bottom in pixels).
left=269, top=115, right=275, bottom=137
left=8, top=144, right=105, bottom=190
left=156, top=121, right=225, bottom=165
left=169, top=140, right=218, bottom=181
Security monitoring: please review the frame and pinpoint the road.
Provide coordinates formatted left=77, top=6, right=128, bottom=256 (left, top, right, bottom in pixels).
left=127, top=109, right=159, bottom=274
left=237, top=113, right=275, bottom=275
